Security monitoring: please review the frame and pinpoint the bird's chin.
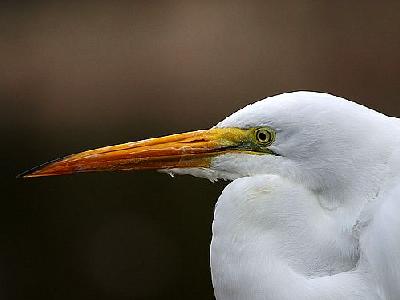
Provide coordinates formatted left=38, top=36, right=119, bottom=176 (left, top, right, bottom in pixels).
left=160, top=152, right=273, bottom=182
left=160, top=167, right=241, bottom=182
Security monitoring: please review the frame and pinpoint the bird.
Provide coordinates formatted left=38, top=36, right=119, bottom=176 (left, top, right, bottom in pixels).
left=19, top=91, right=400, bottom=299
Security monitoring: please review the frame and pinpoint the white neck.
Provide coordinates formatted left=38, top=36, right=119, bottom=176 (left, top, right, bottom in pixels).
left=210, top=175, right=366, bottom=299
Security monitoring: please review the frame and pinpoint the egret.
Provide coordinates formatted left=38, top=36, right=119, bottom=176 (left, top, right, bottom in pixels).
left=20, top=91, right=400, bottom=299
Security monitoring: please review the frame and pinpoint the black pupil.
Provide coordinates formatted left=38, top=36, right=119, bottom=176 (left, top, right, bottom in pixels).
left=258, top=131, right=268, bottom=141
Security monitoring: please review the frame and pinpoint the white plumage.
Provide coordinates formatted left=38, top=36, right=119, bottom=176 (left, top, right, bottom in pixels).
left=174, top=91, right=400, bottom=299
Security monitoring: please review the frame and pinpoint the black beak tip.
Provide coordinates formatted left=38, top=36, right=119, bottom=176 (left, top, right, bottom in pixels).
left=16, top=156, right=65, bottom=179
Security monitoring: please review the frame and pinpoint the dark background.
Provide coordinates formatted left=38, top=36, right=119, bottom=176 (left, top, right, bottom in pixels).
left=2, top=1, right=400, bottom=299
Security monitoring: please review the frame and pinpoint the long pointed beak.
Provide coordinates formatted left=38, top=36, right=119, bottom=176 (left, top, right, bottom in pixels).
left=18, top=128, right=252, bottom=178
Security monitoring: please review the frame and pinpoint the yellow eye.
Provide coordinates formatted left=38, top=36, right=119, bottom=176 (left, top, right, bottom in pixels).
left=255, top=128, right=273, bottom=144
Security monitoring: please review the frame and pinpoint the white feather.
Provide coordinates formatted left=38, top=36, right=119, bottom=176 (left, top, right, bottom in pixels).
left=168, top=91, right=400, bottom=299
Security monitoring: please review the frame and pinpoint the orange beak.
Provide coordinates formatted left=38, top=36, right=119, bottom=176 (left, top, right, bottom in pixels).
left=18, top=128, right=254, bottom=178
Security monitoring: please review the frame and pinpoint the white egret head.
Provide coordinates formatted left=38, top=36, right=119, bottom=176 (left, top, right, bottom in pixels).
left=20, top=91, right=394, bottom=207
left=177, top=92, right=393, bottom=205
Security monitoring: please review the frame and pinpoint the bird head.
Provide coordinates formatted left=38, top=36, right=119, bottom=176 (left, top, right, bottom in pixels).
left=19, top=91, right=394, bottom=204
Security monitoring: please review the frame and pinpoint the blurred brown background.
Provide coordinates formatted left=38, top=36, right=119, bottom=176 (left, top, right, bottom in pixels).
left=2, top=1, right=400, bottom=299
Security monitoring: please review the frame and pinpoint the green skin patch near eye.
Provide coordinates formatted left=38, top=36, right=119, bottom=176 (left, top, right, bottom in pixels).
left=219, top=127, right=277, bottom=155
